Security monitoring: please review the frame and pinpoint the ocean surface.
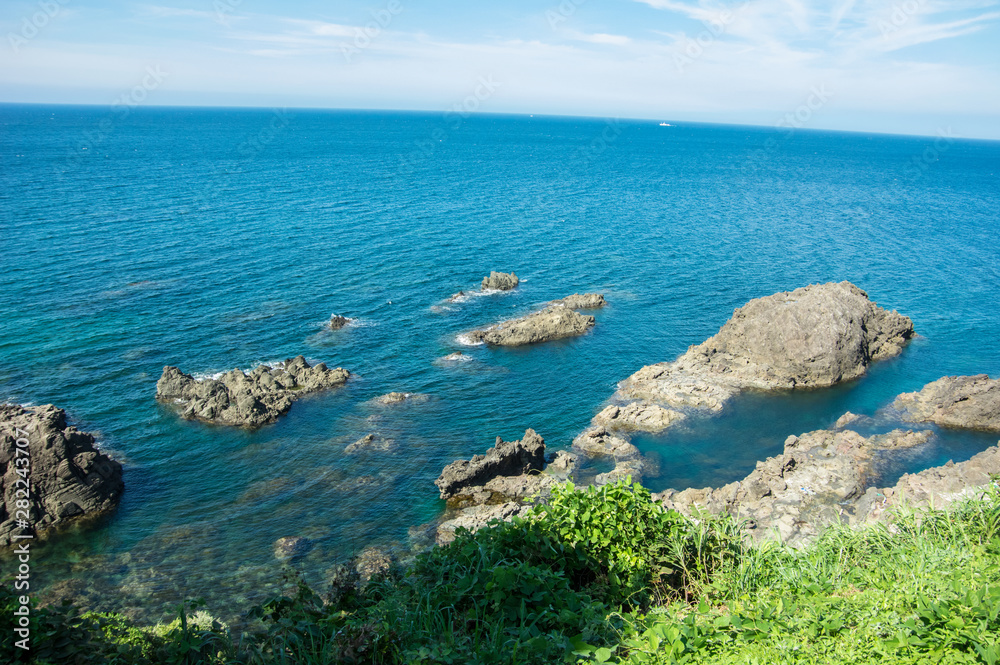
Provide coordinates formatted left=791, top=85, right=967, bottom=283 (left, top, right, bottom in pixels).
left=1, top=104, right=999, bottom=622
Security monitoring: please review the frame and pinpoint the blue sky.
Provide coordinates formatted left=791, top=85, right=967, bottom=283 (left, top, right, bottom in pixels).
left=2, top=0, right=999, bottom=138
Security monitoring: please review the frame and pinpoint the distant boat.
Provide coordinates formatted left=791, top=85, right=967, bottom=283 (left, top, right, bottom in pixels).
left=659, top=122, right=672, bottom=126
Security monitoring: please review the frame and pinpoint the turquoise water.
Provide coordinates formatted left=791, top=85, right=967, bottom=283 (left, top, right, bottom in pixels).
left=1, top=104, right=999, bottom=620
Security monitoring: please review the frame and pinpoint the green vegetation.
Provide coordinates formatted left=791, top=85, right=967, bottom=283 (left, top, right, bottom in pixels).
left=3, top=479, right=999, bottom=664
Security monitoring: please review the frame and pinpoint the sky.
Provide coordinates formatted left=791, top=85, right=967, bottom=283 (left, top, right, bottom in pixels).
left=1, top=0, right=999, bottom=139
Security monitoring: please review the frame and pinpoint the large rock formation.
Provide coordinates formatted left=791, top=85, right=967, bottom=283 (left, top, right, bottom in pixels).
left=892, top=375, right=1000, bottom=430
left=549, top=293, right=606, bottom=309
left=614, top=282, right=912, bottom=432
left=156, top=355, right=350, bottom=427
left=466, top=306, right=596, bottom=346
left=1, top=404, right=124, bottom=546
left=434, top=429, right=556, bottom=544
left=481, top=271, right=519, bottom=291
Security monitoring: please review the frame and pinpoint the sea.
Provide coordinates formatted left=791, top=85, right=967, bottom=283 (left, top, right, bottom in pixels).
left=1, top=104, right=998, bottom=622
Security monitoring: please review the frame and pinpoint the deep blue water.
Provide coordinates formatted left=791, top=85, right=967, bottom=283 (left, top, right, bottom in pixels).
left=1, top=104, right=999, bottom=620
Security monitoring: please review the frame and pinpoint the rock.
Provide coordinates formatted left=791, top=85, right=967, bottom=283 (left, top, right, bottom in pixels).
left=610, top=282, right=912, bottom=432
left=372, top=392, right=428, bottom=406
left=329, top=315, right=351, bottom=330
left=466, top=306, right=595, bottom=346
left=434, top=429, right=546, bottom=502
left=892, top=375, right=1000, bottom=430
left=572, top=426, right=651, bottom=485
left=546, top=450, right=579, bottom=480
left=878, top=441, right=1000, bottom=516
left=274, top=536, right=311, bottom=560
left=833, top=411, right=862, bottom=429
left=653, top=426, right=933, bottom=547
left=344, top=433, right=396, bottom=455
left=481, top=271, right=519, bottom=291
left=0, top=404, right=124, bottom=546
left=572, top=426, right=640, bottom=459
left=593, top=402, right=685, bottom=432
left=155, top=356, right=349, bottom=427
left=354, top=546, right=394, bottom=582
left=549, top=293, right=606, bottom=309
left=439, top=352, right=472, bottom=363
left=436, top=502, right=531, bottom=545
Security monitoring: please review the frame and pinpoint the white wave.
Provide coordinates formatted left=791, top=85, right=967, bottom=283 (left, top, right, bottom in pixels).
left=455, top=333, right=485, bottom=347
left=437, top=352, right=474, bottom=363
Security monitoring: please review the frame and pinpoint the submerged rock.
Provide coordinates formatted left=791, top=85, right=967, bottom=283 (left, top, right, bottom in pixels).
left=372, top=392, right=428, bottom=406
left=344, top=433, right=397, bottom=455
left=438, top=352, right=472, bottom=363
left=466, top=306, right=595, bottom=346
left=0, top=404, right=124, bottom=546
left=892, top=375, right=1000, bottom=430
left=572, top=426, right=651, bottom=485
left=549, top=293, right=606, bottom=309
left=329, top=315, right=351, bottom=330
left=155, top=355, right=349, bottom=427
left=274, top=536, right=311, bottom=560
left=481, top=271, right=519, bottom=291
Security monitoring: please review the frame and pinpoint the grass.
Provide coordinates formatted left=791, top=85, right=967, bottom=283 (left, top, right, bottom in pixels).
left=2, top=479, right=999, bottom=664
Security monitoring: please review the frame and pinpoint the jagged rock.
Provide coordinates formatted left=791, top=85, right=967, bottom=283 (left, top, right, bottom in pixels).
left=892, top=375, right=1000, bottom=430
left=274, top=536, right=311, bottom=560
left=156, top=356, right=350, bottom=427
left=436, top=502, right=531, bottom=545
left=0, top=404, right=124, bottom=546
left=434, top=429, right=546, bottom=502
left=610, top=282, right=912, bottom=433
left=593, top=402, right=685, bottom=432
left=372, top=392, right=428, bottom=406
left=546, top=450, right=579, bottom=480
left=466, top=307, right=595, bottom=346
left=549, top=293, right=606, bottom=309
left=834, top=412, right=862, bottom=429
left=329, top=315, right=351, bottom=330
left=344, top=433, right=396, bottom=455
left=653, top=427, right=933, bottom=547
left=481, top=271, right=519, bottom=291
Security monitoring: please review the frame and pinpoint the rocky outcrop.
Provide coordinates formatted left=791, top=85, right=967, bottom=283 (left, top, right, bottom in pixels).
left=434, top=429, right=556, bottom=544
left=549, top=293, right=606, bottom=309
left=435, top=429, right=546, bottom=503
left=655, top=427, right=933, bottom=546
left=156, top=356, right=349, bottom=427
left=481, top=271, right=518, bottom=291
left=610, top=282, right=912, bottom=433
left=593, top=402, right=685, bottom=432
left=329, top=315, right=351, bottom=330
left=892, top=375, right=1000, bottom=430
left=572, top=426, right=652, bottom=485
left=467, top=307, right=596, bottom=346
left=372, top=392, right=428, bottom=406
left=1, top=404, right=124, bottom=546
left=879, top=443, right=1000, bottom=513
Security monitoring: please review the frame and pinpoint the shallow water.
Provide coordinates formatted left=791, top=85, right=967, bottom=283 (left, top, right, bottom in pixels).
left=1, top=105, right=999, bottom=621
